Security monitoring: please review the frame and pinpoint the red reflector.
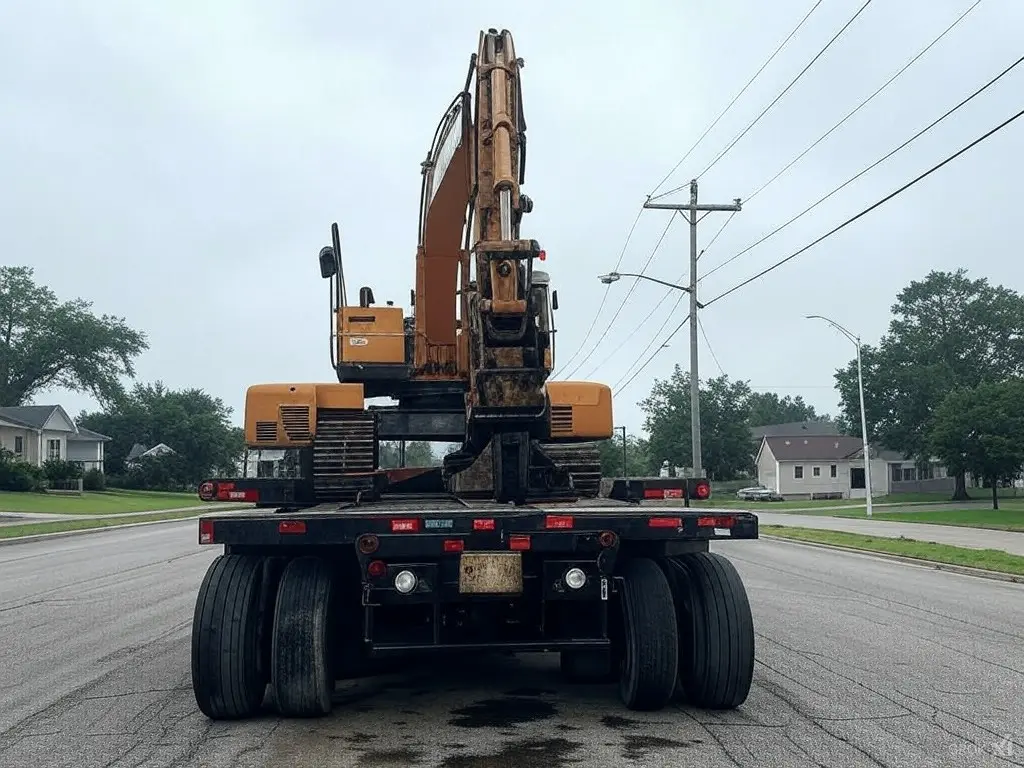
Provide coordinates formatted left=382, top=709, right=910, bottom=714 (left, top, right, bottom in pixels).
left=648, top=517, right=682, bottom=528
left=215, top=485, right=258, bottom=502
left=473, top=518, right=496, bottom=531
left=199, top=520, right=214, bottom=545
left=694, top=482, right=711, bottom=499
left=698, top=515, right=735, bottom=528
left=509, top=535, right=531, bottom=551
left=643, top=488, right=665, bottom=499
left=367, top=560, right=386, bottom=578
left=545, top=515, right=574, bottom=529
left=443, top=539, right=465, bottom=553
left=664, top=487, right=683, bottom=499
left=390, top=518, right=420, bottom=533
left=278, top=520, right=306, bottom=535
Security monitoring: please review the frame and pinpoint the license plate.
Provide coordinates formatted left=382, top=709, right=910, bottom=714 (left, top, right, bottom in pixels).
left=458, top=552, right=523, bottom=594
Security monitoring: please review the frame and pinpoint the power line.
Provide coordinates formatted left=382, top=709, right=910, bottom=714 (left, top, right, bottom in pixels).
left=648, top=0, right=827, bottom=198
left=699, top=51, right=1024, bottom=284
left=562, top=213, right=679, bottom=379
left=656, top=0, right=873, bottom=198
left=705, top=104, right=1024, bottom=308
left=698, top=317, right=724, bottom=376
left=744, top=0, right=982, bottom=206
left=553, top=204, right=645, bottom=378
left=614, top=316, right=691, bottom=396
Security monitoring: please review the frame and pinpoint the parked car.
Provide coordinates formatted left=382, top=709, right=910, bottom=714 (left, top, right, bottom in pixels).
left=736, top=485, right=785, bottom=502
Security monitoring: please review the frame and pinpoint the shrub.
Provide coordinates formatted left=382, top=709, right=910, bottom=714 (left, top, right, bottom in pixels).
left=83, top=468, right=106, bottom=491
left=42, top=459, right=83, bottom=483
left=0, top=450, right=44, bottom=492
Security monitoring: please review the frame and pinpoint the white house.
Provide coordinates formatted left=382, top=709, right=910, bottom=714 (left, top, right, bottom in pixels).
left=0, top=405, right=111, bottom=472
left=755, top=435, right=891, bottom=500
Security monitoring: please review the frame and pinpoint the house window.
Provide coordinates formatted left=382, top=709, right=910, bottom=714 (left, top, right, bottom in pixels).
left=851, top=467, right=866, bottom=489
left=891, top=463, right=903, bottom=483
left=812, top=466, right=821, bottom=478
left=13, top=436, right=23, bottom=456
left=902, top=467, right=916, bottom=482
left=830, top=464, right=837, bottom=478
left=47, top=439, right=61, bottom=460
left=794, top=465, right=804, bottom=479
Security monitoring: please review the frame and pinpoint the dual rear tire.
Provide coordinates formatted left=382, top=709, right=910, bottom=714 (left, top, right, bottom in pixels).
left=192, top=555, right=337, bottom=720
left=560, top=551, right=755, bottom=713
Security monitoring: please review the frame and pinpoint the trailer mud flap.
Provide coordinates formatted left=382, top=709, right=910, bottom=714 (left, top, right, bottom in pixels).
left=458, top=552, right=523, bottom=594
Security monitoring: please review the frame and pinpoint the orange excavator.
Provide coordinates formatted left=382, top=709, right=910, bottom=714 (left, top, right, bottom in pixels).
left=237, top=28, right=612, bottom=504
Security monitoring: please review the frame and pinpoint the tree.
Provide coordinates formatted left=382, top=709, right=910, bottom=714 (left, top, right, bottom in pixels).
left=746, top=391, right=828, bottom=427
left=835, top=270, right=1024, bottom=499
left=78, top=381, right=244, bottom=487
left=928, top=379, right=1024, bottom=509
left=379, top=441, right=437, bottom=468
left=640, top=368, right=753, bottom=480
left=0, top=266, right=148, bottom=406
left=597, top=432, right=651, bottom=477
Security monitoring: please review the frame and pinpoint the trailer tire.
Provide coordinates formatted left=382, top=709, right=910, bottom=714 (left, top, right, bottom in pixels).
left=560, top=649, right=614, bottom=684
left=665, top=552, right=755, bottom=710
left=191, top=554, right=267, bottom=720
left=617, top=557, right=679, bottom=711
left=271, top=557, right=335, bottom=717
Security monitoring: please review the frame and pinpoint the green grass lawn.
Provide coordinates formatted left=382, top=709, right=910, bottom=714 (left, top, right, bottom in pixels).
left=0, top=489, right=214, bottom=515
left=831, top=505, right=1024, bottom=531
left=691, top=488, right=1021, bottom=511
left=761, top=525, right=1024, bottom=577
left=0, top=509, right=203, bottom=539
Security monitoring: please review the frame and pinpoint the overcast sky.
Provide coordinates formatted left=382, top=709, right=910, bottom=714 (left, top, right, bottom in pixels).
left=2, top=0, right=1022, bottom=437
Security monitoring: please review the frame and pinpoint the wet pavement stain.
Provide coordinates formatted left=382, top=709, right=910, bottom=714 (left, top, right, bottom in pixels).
left=342, top=732, right=381, bottom=745
left=600, top=714, right=641, bottom=730
left=356, top=747, right=425, bottom=767
left=622, top=735, right=692, bottom=762
left=439, top=738, right=582, bottom=768
left=555, top=723, right=580, bottom=732
left=448, top=697, right=558, bottom=728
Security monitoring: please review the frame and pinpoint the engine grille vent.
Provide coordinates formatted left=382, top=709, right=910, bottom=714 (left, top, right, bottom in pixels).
left=255, top=421, right=278, bottom=442
left=550, top=404, right=573, bottom=435
left=280, top=405, right=311, bottom=441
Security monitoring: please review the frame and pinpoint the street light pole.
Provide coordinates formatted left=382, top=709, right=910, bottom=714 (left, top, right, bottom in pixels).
left=644, top=181, right=741, bottom=478
left=806, top=314, right=873, bottom=517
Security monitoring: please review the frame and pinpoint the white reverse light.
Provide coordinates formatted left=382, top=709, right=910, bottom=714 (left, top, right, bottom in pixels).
left=394, top=570, right=418, bottom=594
left=564, top=567, right=587, bottom=590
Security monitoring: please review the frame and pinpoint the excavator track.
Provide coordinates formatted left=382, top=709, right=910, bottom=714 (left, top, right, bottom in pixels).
left=313, top=409, right=379, bottom=503
left=540, top=442, right=602, bottom=498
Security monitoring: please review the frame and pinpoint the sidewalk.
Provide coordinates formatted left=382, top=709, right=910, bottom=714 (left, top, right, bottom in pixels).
left=0, top=504, right=239, bottom=527
left=755, top=512, right=1024, bottom=557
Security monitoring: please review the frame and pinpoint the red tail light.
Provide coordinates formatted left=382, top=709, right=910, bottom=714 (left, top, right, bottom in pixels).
left=199, top=519, right=214, bottom=545
left=390, top=518, right=420, bottom=533
left=367, top=560, right=386, bottom=578
left=278, top=520, right=306, bottom=535
left=648, top=517, right=682, bottom=528
left=198, top=482, right=216, bottom=501
left=538, top=250, right=547, bottom=261
left=598, top=531, right=617, bottom=548
left=643, top=488, right=665, bottom=499
left=694, top=481, right=711, bottom=499
left=698, top=515, right=735, bottom=528
left=211, top=481, right=259, bottom=502
left=473, top=518, right=496, bottom=531
left=545, top=515, right=574, bottom=529
left=509, top=535, right=531, bottom=551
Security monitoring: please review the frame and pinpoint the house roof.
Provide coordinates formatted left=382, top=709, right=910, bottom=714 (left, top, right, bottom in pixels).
left=0, top=406, right=110, bottom=441
left=127, top=443, right=149, bottom=460
left=749, top=420, right=839, bottom=441
left=0, top=405, right=59, bottom=429
left=69, top=426, right=111, bottom=442
left=763, top=435, right=864, bottom=462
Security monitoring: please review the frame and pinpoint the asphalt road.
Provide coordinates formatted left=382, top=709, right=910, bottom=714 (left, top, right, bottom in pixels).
left=1, top=522, right=1021, bottom=768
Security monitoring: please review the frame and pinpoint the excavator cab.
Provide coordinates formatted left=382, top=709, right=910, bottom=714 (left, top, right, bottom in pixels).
left=531, top=270, right=556, bottom=372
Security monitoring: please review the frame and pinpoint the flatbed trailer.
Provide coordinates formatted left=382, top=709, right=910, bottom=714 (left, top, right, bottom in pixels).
left=191, top=492, right=759, bottom=720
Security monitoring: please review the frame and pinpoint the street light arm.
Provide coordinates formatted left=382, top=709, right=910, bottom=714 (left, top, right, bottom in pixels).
left=598, top=272, right=706, bottom=308
left=805, top=314, right=859, bottom=347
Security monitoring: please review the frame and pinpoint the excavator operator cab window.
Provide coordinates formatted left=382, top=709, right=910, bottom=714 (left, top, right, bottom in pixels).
left=531, top=271, right=554, bottom=335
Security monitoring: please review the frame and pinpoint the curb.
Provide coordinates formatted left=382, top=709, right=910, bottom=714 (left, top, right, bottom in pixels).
left=0, top=515, right=202, bottom=547
left=760, top=534, right=1024, bottom=585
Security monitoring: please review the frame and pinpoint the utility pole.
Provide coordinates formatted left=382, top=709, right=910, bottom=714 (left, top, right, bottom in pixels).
left=644, top=181, right=741, bottom=478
